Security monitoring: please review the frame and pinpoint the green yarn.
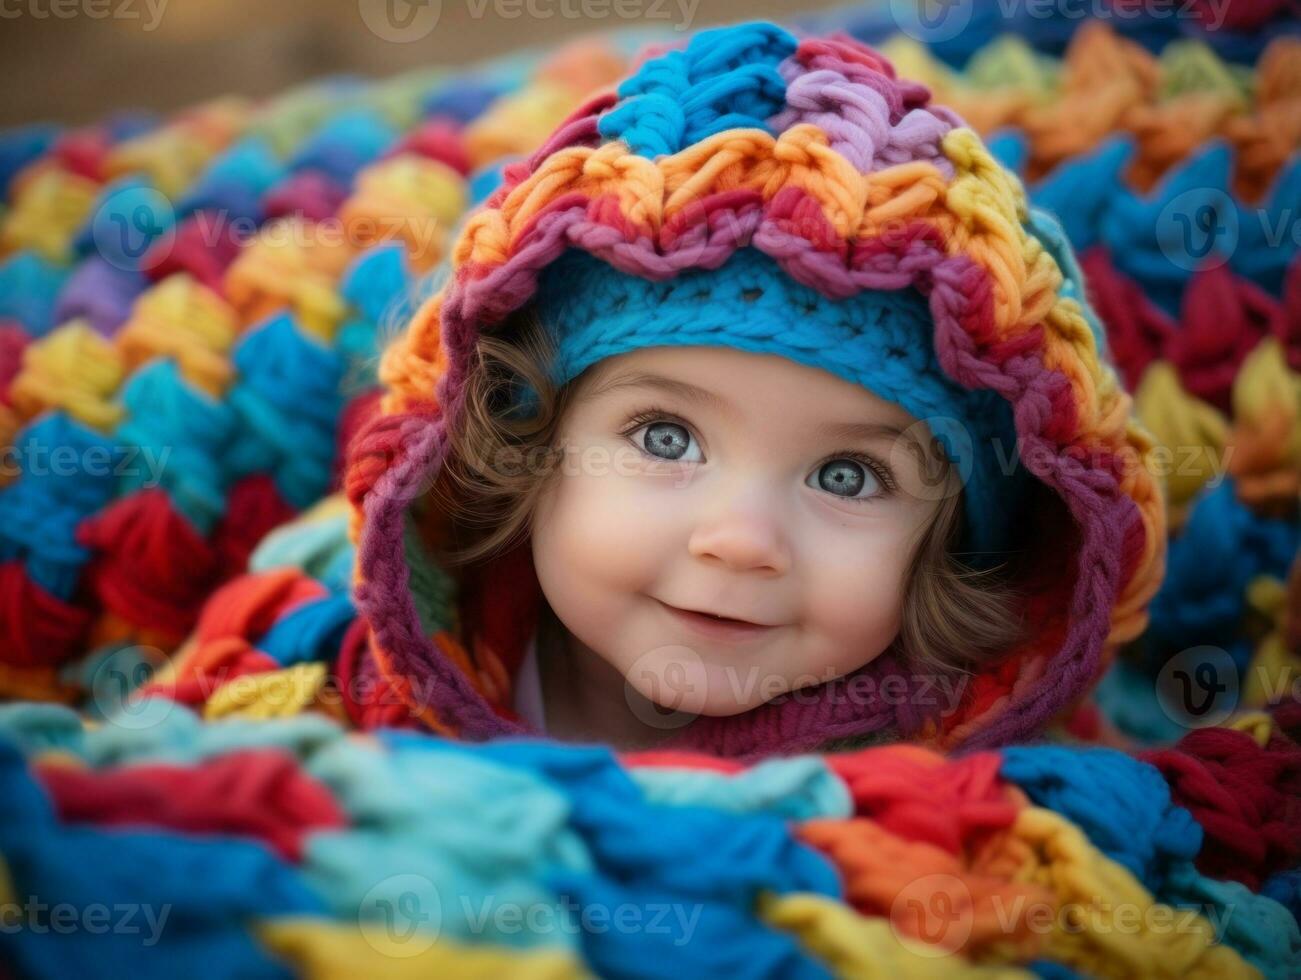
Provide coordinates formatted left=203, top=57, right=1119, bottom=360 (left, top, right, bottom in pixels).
left=402, top=512, right=460, bottom=637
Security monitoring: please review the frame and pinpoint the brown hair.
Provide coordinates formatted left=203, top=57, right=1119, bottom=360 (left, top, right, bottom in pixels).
left=426, top=304, right=1025, bottom=676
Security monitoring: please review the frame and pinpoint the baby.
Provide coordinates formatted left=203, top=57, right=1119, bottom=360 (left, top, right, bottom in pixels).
left=355, top=22, right=1164, bottom=758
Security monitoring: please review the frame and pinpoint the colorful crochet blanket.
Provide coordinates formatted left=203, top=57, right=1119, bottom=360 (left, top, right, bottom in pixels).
left=0, top=2, right=1298, bottom=977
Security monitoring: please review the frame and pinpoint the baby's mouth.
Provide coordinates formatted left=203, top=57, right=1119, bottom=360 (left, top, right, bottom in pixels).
left=654, top=598, right=778, bottom=640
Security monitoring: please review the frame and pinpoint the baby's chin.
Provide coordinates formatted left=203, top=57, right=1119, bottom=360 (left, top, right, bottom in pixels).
left=619, top=644, right=823, bottom=719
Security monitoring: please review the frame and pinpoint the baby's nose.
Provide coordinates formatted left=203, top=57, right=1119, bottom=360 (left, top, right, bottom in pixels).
left=686, top=492, right=791, bottom=575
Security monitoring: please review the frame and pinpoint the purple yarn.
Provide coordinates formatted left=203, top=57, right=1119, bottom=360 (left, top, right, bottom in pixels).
left=52, top=256, right=145, bottom=336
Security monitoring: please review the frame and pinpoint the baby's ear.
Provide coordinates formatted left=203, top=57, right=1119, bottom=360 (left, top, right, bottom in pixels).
left=1025, top=206, right=1107, bottom=355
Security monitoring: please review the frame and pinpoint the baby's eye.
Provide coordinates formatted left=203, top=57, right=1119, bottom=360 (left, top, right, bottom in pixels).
left=633, top=420, right=702, bottom=463
left=809, top=458, right=885, bottom=501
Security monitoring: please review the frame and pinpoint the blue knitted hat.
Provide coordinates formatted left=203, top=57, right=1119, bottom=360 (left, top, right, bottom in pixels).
left=529, top=246, right=1029, bottom=565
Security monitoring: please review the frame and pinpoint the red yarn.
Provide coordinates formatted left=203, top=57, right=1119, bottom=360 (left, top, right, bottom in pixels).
left=337, top=616, right=423, bottom=730
left=75, top=489, right=220, bottom=642
left=1140, top=726, right=1301, bottom=890
left=333, top=388, right=383, bottom=491
left=1167, top=263, right=1282, bottom=414
left=210, top=475, right=296, bottom=579
left=144, top=211, right=243, bottom=292
left=36, top=749, right=348, bottom=861
left=1281, top=252, right=1301, bottom=373
left=262, top=171, right=348, bottom=224
left=1080, top=247, right=1175, bottom=392
left=0, top=562, right=93, bottom=668
left=827, top=747, right=1021, bottom=855
left=385, top=118, right=472, bottom=176
left=52, top=127, right=111, bottom=183
left=0, top=321, right=30, bottom=404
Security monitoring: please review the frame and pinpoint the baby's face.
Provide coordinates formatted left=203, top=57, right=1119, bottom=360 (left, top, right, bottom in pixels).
left=530, top=346, right=946, bottom=719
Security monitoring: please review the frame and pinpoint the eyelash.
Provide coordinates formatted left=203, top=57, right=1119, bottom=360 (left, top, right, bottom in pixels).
left=617, top=405, right=898, bottom=499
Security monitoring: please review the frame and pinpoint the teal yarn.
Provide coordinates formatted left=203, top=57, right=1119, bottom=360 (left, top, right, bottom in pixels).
left=0, top=251, right=72, bottom=336
left=629, top=756, right=853, bottom=821
left=114, top=359, right=237, bottom=534
left=532, top=245, right=1028, bottom=563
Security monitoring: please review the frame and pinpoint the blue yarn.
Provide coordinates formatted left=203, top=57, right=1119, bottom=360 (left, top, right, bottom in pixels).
left=288, top=109, right=397, bottom=185
left=1143, top=478, right=1300, bottom=669
left=1028, top=961, right=1086, bottom=980
left=1263, top=871, right=1301, bottom=925
left=227, top=312, right=343, bottom=509
left=986, top=129, right=1029, bottom=176
left=103, top=110, right=158, bottom=142
left=0, top=413, right=121, bottom=598
left=1031, top=135, right=1136, bottom=253
left=114, top=359, right=237, bottom=534
left=340, top=241, right=411, bottom=326
left=532, top=245, right=1029, bottom=564
left=72, top=175, right=176, bottom=273
left=1232, top=153, right=1299, bottom=296
left=999, top=746, right=1202, bottom=895
left=0, top=702, right=86, bottom=757
left=0, top=251, right=72, bottom=336
left=598, top=22, right=796, bottom=158
left=422, top=76, right=507, bottom=125
left=378, top=734, right=843, bottom=976
left=0, top=123, right=60, bottom=197
left=469, top=156, right=516, bottom=206
left=255, top=593, right=356, bottom=668
left=176, top=136, right=284, bottom=223
left=0, top=735, right=323, bottom=980
left=1099, top=141, right=1235, bottom=317
left=1093, top=657, right=1189, bottom=745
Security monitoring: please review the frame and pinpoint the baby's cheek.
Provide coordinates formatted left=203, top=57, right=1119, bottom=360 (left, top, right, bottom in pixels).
left=535, top=465, right=667, bottom=593
left=800, top=536, right=908, bottom=667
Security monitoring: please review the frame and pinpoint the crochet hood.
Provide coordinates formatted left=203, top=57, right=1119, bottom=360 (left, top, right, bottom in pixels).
left=346, top=22, right=1166, bottom=758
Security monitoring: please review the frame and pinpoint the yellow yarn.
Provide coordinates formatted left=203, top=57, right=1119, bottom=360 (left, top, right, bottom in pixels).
left=760, top=892, right=1035, bottom=979
left=104, top=128, right=217, bottom=200
left=464, top=80, right=586, bottom=170
left=256, top=918, right=591, bottom=979
left=116, top=273, right=238, bottom=395
left=337, top=154, right=466, bottom=273
left=0, top=166, right=100, bottom=262
left=202, top=662, right=328, bottom=721
left=223, top=221, right=347, bottom=341
left=1133, top=361, right=1230, bottom=528
left=977, top=806, right=1258, bottom=979
left=1242, top=574, right=1297, bottom=711
left=9, top=319, right=125, bottom=430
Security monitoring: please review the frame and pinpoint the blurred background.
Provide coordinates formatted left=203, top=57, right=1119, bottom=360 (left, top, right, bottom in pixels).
left=0, top=0, right=846, bottom=126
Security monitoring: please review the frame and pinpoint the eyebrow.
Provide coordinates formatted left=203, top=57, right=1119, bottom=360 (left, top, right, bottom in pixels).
left=585, top=372, right=911, bottom=444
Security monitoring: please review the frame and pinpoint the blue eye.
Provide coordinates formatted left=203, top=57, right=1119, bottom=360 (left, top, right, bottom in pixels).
left=810, top=458, right=885, bottom=501
left=636, top=420, right=700, bottom=462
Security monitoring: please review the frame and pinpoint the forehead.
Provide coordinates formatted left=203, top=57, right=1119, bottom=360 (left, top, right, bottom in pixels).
left=579, top=345, right=920, bottom=428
